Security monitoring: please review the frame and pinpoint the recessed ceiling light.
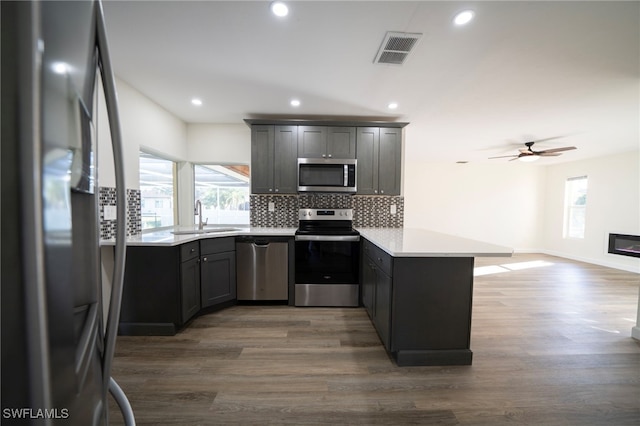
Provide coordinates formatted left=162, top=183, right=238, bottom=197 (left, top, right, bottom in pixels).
left=191, top=98, right=203, bottom=106
left=290, top=99, right=301, bottom=107
left=271, top=1, right=288, bottom=17
left=52, top=62, right=69, bottom=74
left=453, top=10, right=475, bottom=26
left=388, top=102, right=398, bottom=110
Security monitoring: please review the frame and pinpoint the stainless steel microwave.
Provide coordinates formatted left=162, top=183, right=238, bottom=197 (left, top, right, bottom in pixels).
left=297, top=158, right=357, bottom=193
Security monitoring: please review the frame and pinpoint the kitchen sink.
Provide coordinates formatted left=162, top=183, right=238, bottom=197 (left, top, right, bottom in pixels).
left=171, top=227, right=240, bottom=235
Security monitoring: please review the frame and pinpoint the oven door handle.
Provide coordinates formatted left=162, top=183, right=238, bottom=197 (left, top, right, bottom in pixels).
left=295, top=235, right=360, bottom=242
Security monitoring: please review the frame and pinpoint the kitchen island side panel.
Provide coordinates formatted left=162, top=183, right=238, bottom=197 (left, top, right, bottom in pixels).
left=119, top=246, right=181, bottom=335
left=391, top=257, right=474, bottom=363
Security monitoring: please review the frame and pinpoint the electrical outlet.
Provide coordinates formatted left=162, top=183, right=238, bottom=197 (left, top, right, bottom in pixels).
left=390, top=204, right=397, bottom=215
left=103, top=205, right=117, bottom=220
left=268, top=202, right=275, bottom=212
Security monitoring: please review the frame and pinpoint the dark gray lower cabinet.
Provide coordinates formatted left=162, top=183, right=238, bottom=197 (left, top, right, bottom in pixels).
left=180, top=256, right=201, bottom=323
left=200, top=238, right=236, bottom=308
left=361, top=238, right=474, bottom=366
left=361, top=253, right=391, bottom=349
left=119, top=238, right=236, bottom=336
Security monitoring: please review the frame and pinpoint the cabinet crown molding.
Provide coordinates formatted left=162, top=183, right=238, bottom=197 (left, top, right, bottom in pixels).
left=244, top=118, right=409, bottom=128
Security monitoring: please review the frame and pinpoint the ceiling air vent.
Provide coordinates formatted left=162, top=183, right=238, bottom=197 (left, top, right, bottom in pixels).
left=374, top=31, right=422, bottom=65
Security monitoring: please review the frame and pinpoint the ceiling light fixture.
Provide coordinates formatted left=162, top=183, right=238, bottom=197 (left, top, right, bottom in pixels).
left=518, top=155, right=539, bottom=163
left=271, top=1, right=288, bottom=17
left=387, top=102, right=398, bottom=110
left=191, top=98, right=203, bottom=106
left=51, top=62, right=69, bottom=74
left=453, top=10, right=475, bottom=26
left=290, top=99, right=300, bottom=107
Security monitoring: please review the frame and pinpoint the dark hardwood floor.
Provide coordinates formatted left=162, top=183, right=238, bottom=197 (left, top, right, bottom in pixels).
left=108, top=254, right=640, bottom=425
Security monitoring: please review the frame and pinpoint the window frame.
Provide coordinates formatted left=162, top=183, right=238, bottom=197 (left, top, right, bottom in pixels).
left=139, top=150, right=178, bottom=232
left=562, top=175, right=588, bottom=239
left=192, top=163, right=250, bottom=227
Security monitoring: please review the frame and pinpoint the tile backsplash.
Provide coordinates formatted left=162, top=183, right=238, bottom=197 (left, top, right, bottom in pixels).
left=99, top=187, right=141, bottom=239
left=250, top=194, right=404, bottom=228
left=100, top=189, right=402, bottom=238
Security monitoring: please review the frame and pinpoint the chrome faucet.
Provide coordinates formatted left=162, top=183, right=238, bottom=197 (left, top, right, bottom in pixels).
left=195, top=199, right=207, bottom=230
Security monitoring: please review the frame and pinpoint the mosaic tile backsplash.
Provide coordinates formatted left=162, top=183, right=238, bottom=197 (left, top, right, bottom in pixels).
left=250, top=194, right=404, bottom=228
left=100, top=188, right=402, bottom=238
left=99, top=187, right=141, bottom=239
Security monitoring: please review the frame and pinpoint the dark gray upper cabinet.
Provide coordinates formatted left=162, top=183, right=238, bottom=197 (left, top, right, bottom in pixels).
left=328, top=127, right=356, bottom=158
left=273, top=126, right=298, bottom=193
left=356, top=127, right=401, bottom=195
left=251, top=125, right=298, bottom=194
left=378, top=128, right=402, bottom=195
left=297, top=126, right=327, bottom=158
left=250, top=125, right=274, bottom=194
left=298, top=126, right=356, bottom=159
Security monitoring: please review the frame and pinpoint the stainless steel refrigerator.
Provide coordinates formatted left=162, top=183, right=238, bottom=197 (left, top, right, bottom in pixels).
left=2, top=1, right=133, bottom=424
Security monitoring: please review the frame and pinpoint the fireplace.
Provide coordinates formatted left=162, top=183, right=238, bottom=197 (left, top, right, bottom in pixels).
left=608, top=233, right=640, bottom=258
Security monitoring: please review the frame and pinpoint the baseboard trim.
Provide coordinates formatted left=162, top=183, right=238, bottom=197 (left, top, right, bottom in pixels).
left=540, top=250, right=640, bottom=273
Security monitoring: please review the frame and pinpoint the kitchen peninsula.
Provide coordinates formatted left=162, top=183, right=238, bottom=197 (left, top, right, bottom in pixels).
left=108, top=227, right=512, bottom=366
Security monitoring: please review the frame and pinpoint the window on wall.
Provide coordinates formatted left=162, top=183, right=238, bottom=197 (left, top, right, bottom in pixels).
left=193, top=164, right=250, bottom=225
left=139, top=151, right=177, bottom=230
left=563, top=176, right=588, bottom=239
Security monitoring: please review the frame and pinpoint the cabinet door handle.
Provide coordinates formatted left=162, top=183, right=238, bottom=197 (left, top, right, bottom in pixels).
left=328, top=154, right=332, bottom=158
left=322, top=154, right=326, bottom=158
left=190, top=248, right=195, bottom=253
left=380, top=190, right=385, bottom=194
left=202, top=257, right=208, bottom=262
left=374, top=190, right=378, bottom=194
left=275, top=188, right=279, bottom=192
left=269, top=188, right=273, bottom=192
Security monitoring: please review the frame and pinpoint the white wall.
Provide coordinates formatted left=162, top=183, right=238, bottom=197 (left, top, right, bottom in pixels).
left=187, top=123, right=250, bottom=163
left=542, top=151, right=640, bottom=273
left=176, top=123, right=252, bottom=225
left=404, top=160, right=546, bottom=251
left=97, top=78, right=188, bottom=189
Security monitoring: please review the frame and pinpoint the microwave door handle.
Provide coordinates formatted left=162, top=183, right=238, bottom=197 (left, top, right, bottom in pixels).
left=344, top=165, right=348, bottom=187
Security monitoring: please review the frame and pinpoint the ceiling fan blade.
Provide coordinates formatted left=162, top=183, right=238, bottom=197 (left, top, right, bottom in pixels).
left=489, top=154, right=519, bottom=159
left=538, top=152, right=562, bottom=156
left=532, top=135, right=566, bottom=144
left=537, top=146, right=576, bottom=154
left=509, top=156, right=521, bottom=161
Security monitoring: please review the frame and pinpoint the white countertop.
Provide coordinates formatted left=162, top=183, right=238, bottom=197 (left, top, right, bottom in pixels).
left=103, top=226, right=512, bottom=257
left=358, top=228, right=513, bottom=258
left=102, top=227, right=297, bottom=246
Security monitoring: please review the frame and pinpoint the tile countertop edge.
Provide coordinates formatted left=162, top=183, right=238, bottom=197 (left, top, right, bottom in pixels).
left=357, top=228, right=514, bottom=258
left=100, top=227, right=297, bottom=247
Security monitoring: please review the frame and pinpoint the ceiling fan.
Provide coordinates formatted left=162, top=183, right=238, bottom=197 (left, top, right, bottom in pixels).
left=489, top=137, right=577, bottom=162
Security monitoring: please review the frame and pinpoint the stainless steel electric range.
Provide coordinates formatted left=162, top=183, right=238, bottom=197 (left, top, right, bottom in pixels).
left=294, top=208, right=360, bottom=307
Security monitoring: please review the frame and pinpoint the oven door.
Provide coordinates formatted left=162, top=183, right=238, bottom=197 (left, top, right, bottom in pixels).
left=294, top=235, right=360, bottom=306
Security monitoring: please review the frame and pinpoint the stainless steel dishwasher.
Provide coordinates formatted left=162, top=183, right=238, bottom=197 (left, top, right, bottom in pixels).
left=236, top=237, right=289, bottom=300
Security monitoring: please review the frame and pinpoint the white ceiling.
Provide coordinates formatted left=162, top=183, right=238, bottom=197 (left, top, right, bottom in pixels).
left=102, top=1, right=639, bottom=164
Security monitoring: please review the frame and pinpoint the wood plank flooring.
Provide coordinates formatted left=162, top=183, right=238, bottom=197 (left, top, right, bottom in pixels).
left=108, top=254, right=640, bottom=425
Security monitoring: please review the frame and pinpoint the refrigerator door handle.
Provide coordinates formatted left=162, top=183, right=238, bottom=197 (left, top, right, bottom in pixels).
left=95, top=2, right=134, bottom=424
